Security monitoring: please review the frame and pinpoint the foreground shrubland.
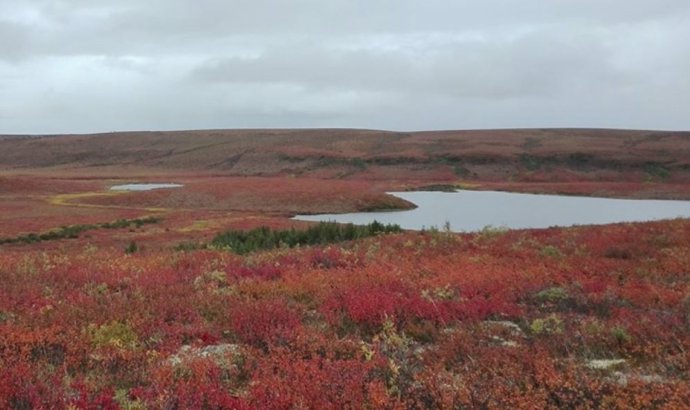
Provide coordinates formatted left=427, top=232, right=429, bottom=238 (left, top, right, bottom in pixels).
left=1, top=220, right=690, bottom=409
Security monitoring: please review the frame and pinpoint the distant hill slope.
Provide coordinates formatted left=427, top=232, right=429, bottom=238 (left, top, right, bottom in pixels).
left=1, top=128, right=689, bottom=181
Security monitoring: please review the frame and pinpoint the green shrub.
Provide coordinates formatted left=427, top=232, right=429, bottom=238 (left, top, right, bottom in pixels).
left=610, top=326, right=631, bottom=345
left=539, top=245, right=562, bottom=258
left=211, top=221, right=402, bottom=255
left=89, top=321, right=139, bottom=350
left=645, top=163, right=670, bottom=181
left=530, top=315, right=564, bottom=335
left=520, top=154, right=542, bottom=171
left=175, top=241, right=207, bottom=251
left=535, top=287, right=569, bottom=303
left=477, top=225, right=508, bottom=240
left=125, top=241, right=138, bottom=254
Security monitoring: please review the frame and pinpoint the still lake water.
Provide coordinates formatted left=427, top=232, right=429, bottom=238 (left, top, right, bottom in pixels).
left=294, top=190, right=690, bottom=232
left=110, top=183, right=183, bottom=191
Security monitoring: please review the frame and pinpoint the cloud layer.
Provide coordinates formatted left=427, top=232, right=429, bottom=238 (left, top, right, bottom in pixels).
left=1, top=0, right=689, bottom=133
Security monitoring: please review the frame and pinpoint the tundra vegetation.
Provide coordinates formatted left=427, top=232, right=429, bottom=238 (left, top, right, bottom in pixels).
left=1, top=219, right=690, bottom=408
left=1, top=129, right=690, bottom=408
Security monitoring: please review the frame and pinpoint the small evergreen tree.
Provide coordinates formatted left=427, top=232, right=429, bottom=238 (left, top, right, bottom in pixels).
left=125, top=241, right=138, bottom=254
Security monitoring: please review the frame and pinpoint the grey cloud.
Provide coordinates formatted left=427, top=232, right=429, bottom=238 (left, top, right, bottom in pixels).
left=0, top=20, right=32, bottom=61
left=0, top=0, right=689, bottom=133
left=5, top=0, right=689, bottom=59
left=190, top=29, right=630, bottom=100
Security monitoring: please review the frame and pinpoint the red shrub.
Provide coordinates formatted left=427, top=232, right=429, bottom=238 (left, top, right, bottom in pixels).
left=230, top=299, right=302, bottom=347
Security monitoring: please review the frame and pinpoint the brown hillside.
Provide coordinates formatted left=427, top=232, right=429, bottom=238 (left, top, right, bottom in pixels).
left=1, top=128, right=689, bottom=182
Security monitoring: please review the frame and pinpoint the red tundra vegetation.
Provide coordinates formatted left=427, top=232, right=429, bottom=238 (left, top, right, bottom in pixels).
left=1, top=128, right=690, bottom=408
left=1, top=220, right=690, bottom=408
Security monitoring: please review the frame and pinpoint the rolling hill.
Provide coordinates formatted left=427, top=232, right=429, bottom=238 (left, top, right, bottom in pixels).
left=1, top=128, right=689, bottom=182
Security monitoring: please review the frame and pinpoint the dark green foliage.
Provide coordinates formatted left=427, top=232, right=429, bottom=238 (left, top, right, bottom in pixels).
left=211, top=221, right=402, bottom=254
left=520, top=154, right=542, bottom=171
left=410, top=184, right=459, bottom=192
left=125, top=241, right=138, bottom=254
left=174, top=241, right=207, bottom=252
left=645, top=163, right=670, bottom=180
left=566, top=152, right=596, bottom=167
left=0, top=217, right=161, bottom=245
left=100, top=216, right=161, bottom=229
left=350, top=158, right=367, bottom=170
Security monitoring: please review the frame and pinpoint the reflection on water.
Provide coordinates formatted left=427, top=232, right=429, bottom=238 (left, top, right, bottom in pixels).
left=294, top=190, right=690, bottom=232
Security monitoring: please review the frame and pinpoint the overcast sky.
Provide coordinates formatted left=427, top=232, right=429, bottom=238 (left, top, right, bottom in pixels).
left=1, top=1, right=689, bottom=134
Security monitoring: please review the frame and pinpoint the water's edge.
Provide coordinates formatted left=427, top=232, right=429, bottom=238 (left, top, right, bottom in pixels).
left=294, top=190, right=690, bottom=232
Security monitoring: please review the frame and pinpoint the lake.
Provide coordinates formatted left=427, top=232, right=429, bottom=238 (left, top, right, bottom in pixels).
left=294, top=190, right=690, bottom=232
left=110, top=183, right=183, bottom=191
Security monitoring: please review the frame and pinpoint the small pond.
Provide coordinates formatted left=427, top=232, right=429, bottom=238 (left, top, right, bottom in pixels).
left=110, top=183, right=183, bottom=191
left=294, top=190, right=690, bottom=232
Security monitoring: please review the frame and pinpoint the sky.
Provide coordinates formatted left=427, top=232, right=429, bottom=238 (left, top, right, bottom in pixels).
left=1, top=1, right=689, bottom=134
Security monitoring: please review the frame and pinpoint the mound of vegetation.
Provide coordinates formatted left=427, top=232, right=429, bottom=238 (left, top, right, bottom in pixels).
left=211, top=221, right=402, bottom=254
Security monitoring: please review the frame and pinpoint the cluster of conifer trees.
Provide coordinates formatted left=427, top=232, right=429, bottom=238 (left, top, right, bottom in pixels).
left=211, top=221, right=402, bottom=254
